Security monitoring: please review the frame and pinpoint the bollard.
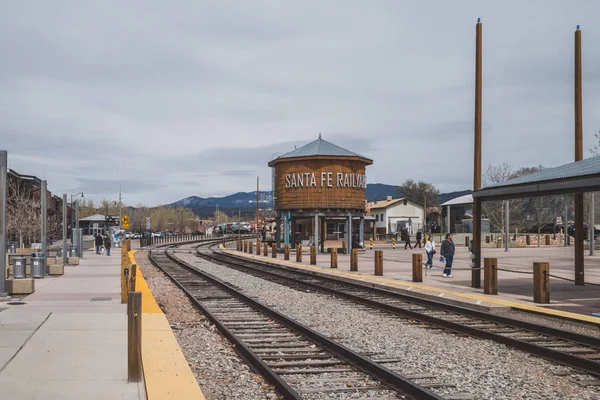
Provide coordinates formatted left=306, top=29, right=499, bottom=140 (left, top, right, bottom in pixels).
left=310, top=246, right=317, bottom=265
left=256, top=241, right=261, bottom=255
left=127, top=291, right=142, bottom=382
left=483, top=258, right=498, bottom=295
left=272, top=245, right=277, bottom=258
left=465, top=236, right=470, bottom=247
left=341, top=240, right=346, bottom=254
left=264, top=242, right=268, bottom=257
left=526, top=235, right=531, bottom=245
left=485, top=236, right=490, bottom=244
left=567, top=234, right=570, bottom=246
left=129, top=264, right=137, bottom=292
left=545, top=235, right=550, bottom=246
left=374, top=250, right=383, bottom=276
left=350, top=249, right=358, bottom=271
left=392, top=237, right=396, bottom=249
left=284, top=244, right=290, bottom=260
left=244, top=241, right=248, bottom=253
left=330, top=248, right=338, bottom=268
left=369, top=238, right=373, bottom=250
left=412, top=253, right=422, bottom=282
left=533, top=262, right=550, bottom=304
left=296, top=245, right=302, bottom=262
left=249, top=241, right=253, bottom=254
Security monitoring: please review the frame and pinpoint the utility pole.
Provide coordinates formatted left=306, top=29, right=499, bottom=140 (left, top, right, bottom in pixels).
left=238, top=209, right=241, bottom=243
left=574, top=25, right=584, bottom=285
left=0, top=151, right=8, bottom=297
left=256, top=177, right=260, bottom=243
left=471, top=17, right=483, bottom=289
left=590, top=193, right=595, bottom=256
left=504, top=200, right=509, bottom=252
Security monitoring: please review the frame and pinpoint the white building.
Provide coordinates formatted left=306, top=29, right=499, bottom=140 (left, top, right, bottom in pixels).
left=366, top=196, right=424, bottom=235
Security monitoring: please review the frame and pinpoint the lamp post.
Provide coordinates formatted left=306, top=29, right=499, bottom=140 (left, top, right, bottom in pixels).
left=70, top=192, right=84, bottom=257
left=70, top=192, right=84, bottom=242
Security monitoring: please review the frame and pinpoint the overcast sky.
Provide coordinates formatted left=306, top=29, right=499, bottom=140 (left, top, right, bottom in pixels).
left=2, top=1, right=599, bottom=206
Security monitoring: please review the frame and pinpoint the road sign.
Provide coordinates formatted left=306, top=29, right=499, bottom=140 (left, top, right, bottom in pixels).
left=122, top=222, right=130, bottom=230
left=146, top=217, right=151, bottom=231
left=122, top=215, right=130, bottom=225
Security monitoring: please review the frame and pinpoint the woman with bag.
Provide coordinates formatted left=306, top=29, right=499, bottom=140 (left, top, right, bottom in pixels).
left=424, top=235, right=436, bottom=269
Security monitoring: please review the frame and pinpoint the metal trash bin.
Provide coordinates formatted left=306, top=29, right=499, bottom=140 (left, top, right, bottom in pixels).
left=70, top=245, right=78, bottom=257
left=13, top=256, right=26, bottom=279
left=31, top=255, right=44, bottom=278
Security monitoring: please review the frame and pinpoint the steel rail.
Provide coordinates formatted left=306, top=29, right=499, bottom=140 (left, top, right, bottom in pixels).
left=204, top=246, right=600, bottom=377
left=152, top=244, right=443, bottom=400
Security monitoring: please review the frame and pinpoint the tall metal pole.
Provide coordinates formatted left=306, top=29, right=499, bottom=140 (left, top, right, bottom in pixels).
left=256, top=177, right=260, bottom=243
left=564, top=199, right=569, bottom=247
left=75, top=200, right=80, bottom=257
left=0, top=152, right=8, bottom=297
left=62, top=194, right=68, bottom=265
left=589, top=193, right=595, bottom=256
left=574, top=25, right=584, bottom=285
left=472, top=18, right=483, bottom=289
left=504, top=200, right=509, bottom=252
left=41, top=180, right=48, bottom=276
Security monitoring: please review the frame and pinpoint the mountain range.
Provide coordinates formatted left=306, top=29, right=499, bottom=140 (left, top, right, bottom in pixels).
left=169, top=184, right=472, bottom=216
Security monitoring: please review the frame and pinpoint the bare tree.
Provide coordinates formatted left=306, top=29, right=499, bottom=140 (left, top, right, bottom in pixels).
left=398, top=179, right=440, bottom=206
left=529, top=196, right=554, bottom=247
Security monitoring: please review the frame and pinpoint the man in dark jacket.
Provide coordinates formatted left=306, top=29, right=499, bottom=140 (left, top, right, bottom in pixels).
left=95, top=234, right=103, bottom=254
left=415, top=231, right=422, bottom=248
left=440, top=233, right=455, bottom=278
left=103, top=235, right=112, bottom=256
left=404, top=229, right=412, bottom=249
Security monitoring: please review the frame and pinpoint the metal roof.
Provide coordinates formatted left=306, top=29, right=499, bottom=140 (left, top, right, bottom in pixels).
left=486, top=156, right=600, bottom=188
left=79, top=214, right=109, bottom=222
left=275, top=135, right=372, bottom=162
left=441, top=194, right=473, bottom=207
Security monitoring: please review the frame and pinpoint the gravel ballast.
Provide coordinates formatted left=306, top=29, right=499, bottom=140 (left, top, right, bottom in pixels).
left=176, top=252, right=600, bottom=400
left=135, top=252, right=277, bottom=400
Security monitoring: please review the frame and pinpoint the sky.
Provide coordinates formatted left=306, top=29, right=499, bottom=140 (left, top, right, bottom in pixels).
left=1, top=1, right=600, bottom=206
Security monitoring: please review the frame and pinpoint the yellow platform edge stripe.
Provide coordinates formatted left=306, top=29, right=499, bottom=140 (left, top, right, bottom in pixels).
left=223, top=248, right=600, bottom=326
left=129, top=250, right=206, bottom=400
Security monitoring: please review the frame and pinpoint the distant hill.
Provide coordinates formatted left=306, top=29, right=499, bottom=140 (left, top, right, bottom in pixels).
left=169, top=185, right=472, bottom=216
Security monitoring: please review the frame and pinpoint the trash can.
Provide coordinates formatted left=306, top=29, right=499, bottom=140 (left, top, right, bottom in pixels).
left=70, top=245, right=78, bottom=257
left=10, top=244, right=16, bottom=253
left=31, top=254, right=44, bottom=278
left=13, top=256, right=26, bottom=279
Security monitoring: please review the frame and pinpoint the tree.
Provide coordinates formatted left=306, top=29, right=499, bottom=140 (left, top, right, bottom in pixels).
left=398, top=180, right=440, bottom=206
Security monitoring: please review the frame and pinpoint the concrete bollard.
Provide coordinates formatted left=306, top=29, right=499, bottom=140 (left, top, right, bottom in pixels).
left=256, top=241, right=261, bottom=256
left=533, top=262, right=550, bottom=304
left=263, top=242, right=268, bottom=257
left=330, top=248, right=338, bottom=268
left=296, top=245, right=302, bottom=262
left=310, top=246, right=317, bottom=265
left=412, top=253, right=422, bottom=282
left=350, top=249, right=358, bottom=271
left=272, top=245, right=277, bottom=258
left=465, top=236, right=470, bottom=247
left=545, top=235, right=550, bottom=246
left=484, top=258, right=498, bottom=295
left=526, top=235, right=531, bottom=245
left=374, top=250, right=383, bottom=276
left=249, top=241, right=253, bottom=254
left=284, top=244, right=290, bottom=260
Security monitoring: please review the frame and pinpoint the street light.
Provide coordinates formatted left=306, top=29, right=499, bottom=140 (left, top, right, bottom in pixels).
left=70, top=192, right=84, bottom=243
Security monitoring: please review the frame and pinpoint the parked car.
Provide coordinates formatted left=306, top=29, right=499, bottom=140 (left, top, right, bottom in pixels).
left=567, top=224, right=600, bottom=240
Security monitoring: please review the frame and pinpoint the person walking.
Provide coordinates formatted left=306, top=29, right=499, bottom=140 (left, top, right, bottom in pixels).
left=415, top=231, right=422, bottom=248
left=440, top=233, right=455, bottom=278
left=404, top=229, right=412, bottom=250
left=424, top=235, right=436, bottom=269
left=95, top=234, right=103, bottom=255
left=103, top=235, right=112, bottom=256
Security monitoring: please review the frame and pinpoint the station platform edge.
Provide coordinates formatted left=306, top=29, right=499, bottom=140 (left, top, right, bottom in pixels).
left=128, top=250, right=206, bottom=400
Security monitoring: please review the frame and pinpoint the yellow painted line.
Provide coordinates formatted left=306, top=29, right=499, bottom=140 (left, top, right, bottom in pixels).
left=131, top=250, right=206, bottom=400
left=223, top=249, right=600, bottom=326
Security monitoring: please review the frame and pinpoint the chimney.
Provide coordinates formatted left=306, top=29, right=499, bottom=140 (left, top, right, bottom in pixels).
left=386, top=196, right=392, bottom=201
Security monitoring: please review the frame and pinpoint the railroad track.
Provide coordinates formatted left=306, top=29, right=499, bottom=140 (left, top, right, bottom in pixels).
left=148, top=245, right=471, bottom=399
left=197, top=242, right=600, bottom=381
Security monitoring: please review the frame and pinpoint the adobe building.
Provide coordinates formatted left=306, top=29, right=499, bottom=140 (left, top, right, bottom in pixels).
left=268, top=135, right=373, bottom=254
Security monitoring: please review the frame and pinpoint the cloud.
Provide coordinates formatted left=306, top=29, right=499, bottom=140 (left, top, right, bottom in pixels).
left=1, top=0, right=600, bottom=205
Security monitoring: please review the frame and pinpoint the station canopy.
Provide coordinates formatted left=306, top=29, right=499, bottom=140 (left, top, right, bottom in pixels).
left=473, top=156, right=600, bottom=201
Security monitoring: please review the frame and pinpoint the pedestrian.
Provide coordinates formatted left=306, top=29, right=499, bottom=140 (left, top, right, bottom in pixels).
left=95, top=234, right=103, bottom=255
left=404, top=229, right=412, bottom=249
left=103, top=235, right=111, bottom=256
left=415, top=231, right=422, bottom=248
left=424, top=235, right=436, bottom=269
left=440, top=233, right=455, bottom=278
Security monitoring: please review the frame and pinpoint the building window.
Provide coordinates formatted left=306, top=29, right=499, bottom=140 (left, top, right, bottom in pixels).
left=380, top=214, right=384, bottom=221
left=375, top=215, right=379, bottom=221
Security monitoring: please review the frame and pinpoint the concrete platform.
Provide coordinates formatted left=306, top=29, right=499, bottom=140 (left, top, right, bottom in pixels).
left=0, top=248, right=142, bottom=400
left=224, top=242, right=600, bottom=324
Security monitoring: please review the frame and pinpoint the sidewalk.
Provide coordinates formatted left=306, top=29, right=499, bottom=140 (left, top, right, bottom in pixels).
left=0, top=248, right=142, bottom=400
